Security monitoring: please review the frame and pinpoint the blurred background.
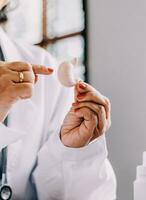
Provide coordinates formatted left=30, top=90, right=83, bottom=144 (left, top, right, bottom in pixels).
left=4, top=0, right=146, bottom=199
left=5, top=0, right=87, bottom=81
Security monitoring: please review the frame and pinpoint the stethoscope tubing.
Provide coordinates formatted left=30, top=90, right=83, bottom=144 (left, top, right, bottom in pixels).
left=1, top=147, right=7, bottom=185
left=0, top=47, right=12, bottom=200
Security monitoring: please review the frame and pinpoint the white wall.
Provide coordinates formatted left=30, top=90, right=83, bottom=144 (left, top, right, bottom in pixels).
left=88, top=1, right=146, bottom=200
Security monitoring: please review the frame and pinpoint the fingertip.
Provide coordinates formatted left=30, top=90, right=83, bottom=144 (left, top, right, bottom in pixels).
left=47, top=67, right=54, bottom=73
left=75, top=81, right=87, bottom=93
left=79, top=82, right=87, bottom=89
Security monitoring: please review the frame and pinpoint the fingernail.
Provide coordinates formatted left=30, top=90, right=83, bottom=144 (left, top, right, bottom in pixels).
left=79, top=82, right=86, bottom=89
left=47, top=68, right=54, bottom=72
left=77, top=93, right=86, bottom=99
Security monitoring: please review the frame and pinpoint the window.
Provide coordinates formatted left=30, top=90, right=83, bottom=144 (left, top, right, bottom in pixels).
left=40, top=0, right=88, bottom=81
left=5, top=0, right=88, bottom=81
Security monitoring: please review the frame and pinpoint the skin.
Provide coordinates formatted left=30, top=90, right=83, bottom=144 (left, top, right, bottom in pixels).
left=61, top=82, right=111, bottom=148
left=0, top=61, right=111, bottom=148
left=0, top=0, right=111, bottom=148
left=0, top=61, right=54, bottom=121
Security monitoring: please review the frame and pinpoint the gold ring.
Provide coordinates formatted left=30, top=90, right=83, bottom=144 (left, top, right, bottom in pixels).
left=18, top=72, right=24, bottom=83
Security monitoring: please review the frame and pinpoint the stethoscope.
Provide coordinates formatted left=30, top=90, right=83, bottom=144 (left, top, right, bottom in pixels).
left=0, top=47, right=12, bottom=200
left=0, top=147, right=12, bottom=200
left=0, top=117, right=12, bottom=200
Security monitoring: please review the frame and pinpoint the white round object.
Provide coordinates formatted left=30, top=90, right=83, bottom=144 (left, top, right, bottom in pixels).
left=57, top=61, right=77, bottom=87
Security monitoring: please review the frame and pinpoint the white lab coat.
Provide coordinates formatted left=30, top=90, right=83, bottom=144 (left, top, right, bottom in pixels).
left=0, top=27, right=116, bottom=200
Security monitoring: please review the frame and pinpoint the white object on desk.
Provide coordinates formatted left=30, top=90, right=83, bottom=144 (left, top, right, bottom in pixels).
left=134, top=152, right=146, bottom=200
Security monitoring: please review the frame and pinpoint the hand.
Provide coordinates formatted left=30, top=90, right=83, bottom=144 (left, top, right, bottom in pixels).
left=0, top=61, right=53, bottom=121
left=60, top=82, right=111, bottom=148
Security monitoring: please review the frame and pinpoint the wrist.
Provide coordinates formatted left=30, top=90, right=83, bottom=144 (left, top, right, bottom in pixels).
left=48, top=133, right=107, bottom=161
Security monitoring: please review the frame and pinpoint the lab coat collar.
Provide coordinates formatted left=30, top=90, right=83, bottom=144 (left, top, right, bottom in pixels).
left=0, top=26, right=22, bottom=61
left=0, top=26, right=37, bottom=141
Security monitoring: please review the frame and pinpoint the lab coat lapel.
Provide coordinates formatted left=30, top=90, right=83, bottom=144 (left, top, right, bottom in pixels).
left=0, top=26, right=22, bottom=61
left=0, top=26, right=37, bottom=133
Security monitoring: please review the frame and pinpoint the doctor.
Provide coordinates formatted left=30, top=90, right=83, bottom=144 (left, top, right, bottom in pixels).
left=0, top=1, right=116, bottom=200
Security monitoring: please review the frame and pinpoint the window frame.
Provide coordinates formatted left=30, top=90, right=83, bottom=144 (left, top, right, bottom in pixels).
left=38, top=0, right=88, bottom=82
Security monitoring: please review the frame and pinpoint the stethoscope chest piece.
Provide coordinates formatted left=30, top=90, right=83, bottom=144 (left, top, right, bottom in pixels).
left=0, top=185, right=12, bottom=200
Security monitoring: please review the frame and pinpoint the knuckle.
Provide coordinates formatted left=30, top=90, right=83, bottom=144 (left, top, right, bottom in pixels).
left=13, top=62, right=32, bottom=71
left=98, top=105, right=104, bottom=112
left=104, top=97, right=111, bottom=107
left=20, top=62, right=31, bottom=71
left=25, top=63, right=32, bottom=71
left=10, top=61, right=21, bottom=67
left=84, top=107, right=93, bottom=118
left=26, top=71, right=35, bottom=83
left=90, top=111, right=97, bottom=121
left=92, top=116, right=97, bottom=125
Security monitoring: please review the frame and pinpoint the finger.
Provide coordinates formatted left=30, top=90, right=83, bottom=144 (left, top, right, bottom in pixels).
left=8, top=70, right=35, bottom=83
left=96, top=106, right=106, bottom=134
left=75, top=107, right=97, bottom=134
left=12, top=83, right=34, bottom=99
left=76, top=90, right=110, bottom=120
left=93, top=106, right=108, bottom=140
left=76, top=81, right=87, bottom=93
left=7, top=61, right=33, bottom=72
left=74, top=81, right=86, bottom=101
left=74, top=84, right=78, bottom=101
left=6, top=62, right=54, bottom=75
left=73, top=101, right=103, bottom=119
left=73, top=102, right=107, bottom=133
left=32, top=65, right=54, bottom=75
left=75, top=81, right=110, bottom=119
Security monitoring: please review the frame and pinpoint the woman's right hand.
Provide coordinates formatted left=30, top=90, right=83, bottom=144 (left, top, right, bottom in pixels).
left=0, top=61, right=53, bottom=122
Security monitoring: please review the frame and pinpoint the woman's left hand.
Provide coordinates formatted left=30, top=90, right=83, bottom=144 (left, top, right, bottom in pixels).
left=60, top=82, right=111, bottom=148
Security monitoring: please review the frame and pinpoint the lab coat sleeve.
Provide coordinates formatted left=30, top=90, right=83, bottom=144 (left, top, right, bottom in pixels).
left=0, top=122, right=26, bottom=150
left=33, top=85, right=116, bottom=199
left=33, top=133, right=116, bottom=200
